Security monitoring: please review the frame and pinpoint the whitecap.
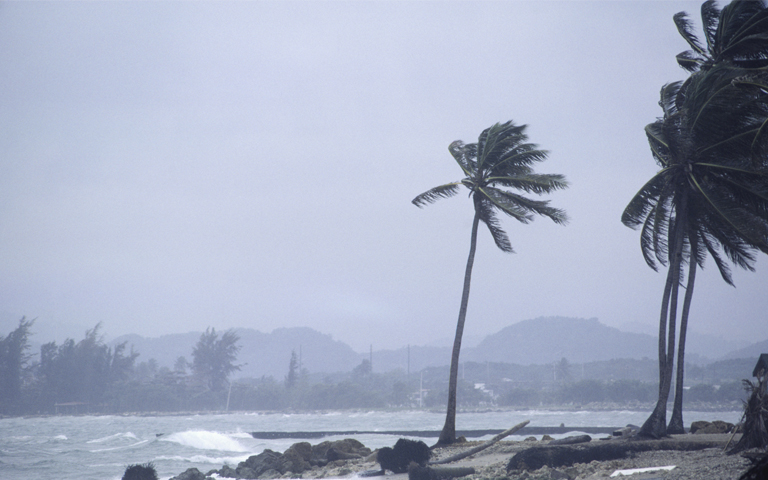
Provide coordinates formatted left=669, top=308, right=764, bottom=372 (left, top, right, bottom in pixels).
left=87, top=432, right=138, bottom=443
left=53, top=434, right=68, bottom=441
left=154, top=453, right=251, bottom=464
left=160, top=430, right=249, bottom=452
left=90, top=439, right=149, bottom=452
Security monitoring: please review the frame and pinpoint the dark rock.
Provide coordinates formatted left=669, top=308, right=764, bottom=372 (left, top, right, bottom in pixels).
left=239, top=449, right=283, bottom=478
left=690, top=420, right=710, bottom=433
left=312, top=438, right=371, bottom=463
left=691, top=420, right=734, bottom=434
left=260, top=468, right=281, bottom=478
left=548, top=435, right=591, bottom=445
left=280, top=441, right=312, bottom=473
left=169, top=468, right=209, bottom=480
left=377, top=439, right=431, bottom=474
left=217, top=465, right=238, bottom=478
left=122, top=463, right=159, bottom=480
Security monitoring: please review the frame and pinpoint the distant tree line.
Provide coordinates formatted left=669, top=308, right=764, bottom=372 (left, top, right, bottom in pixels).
left=0, top=320, right=753, bottom=416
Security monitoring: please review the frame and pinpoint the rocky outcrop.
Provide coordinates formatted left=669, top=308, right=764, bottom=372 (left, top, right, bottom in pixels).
left=169, top=468, right=213, bottom=480
left=216, top=438, right=372, bottom=479
left=690, top=420, right=735, bottom=434
left=377, top=438, right=431, bottom=473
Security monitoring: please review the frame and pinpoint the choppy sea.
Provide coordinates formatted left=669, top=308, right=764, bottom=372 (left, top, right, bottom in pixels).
left=0, top=409, right=741, bottom=480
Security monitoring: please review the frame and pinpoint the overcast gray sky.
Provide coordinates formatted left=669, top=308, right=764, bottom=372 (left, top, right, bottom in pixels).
left=1, top=1, right=765, bottom=352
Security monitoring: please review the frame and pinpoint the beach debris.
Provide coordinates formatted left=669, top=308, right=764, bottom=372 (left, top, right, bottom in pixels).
left=377, top=438, right=431, bottom=473
left=728, top=375, right=768, bottom=454
left=548, top=434, right=591, bottom=445
left=612, top=425, right=639, bottom=437
left=738, top=453, right=768, bottom=480
left=507, top=438, right=726, bottom=472
left=609, top=465, right=675, bottom=477
left=430, top=420, right=530, bottom=465
left=122, top=463, right=159, bottom=480
left=408, top=462, right=475, bottom=480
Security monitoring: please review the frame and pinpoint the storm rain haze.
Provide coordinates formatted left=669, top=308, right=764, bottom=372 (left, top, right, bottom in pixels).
left=0, top=1, right=766, bottom=353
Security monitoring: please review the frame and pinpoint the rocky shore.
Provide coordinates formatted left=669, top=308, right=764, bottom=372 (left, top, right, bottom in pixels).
left=168, top=428, right=761, bottom=480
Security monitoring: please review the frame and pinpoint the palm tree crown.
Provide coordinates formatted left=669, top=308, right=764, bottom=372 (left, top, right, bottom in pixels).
left=622, top=64, right=768, bottom=282
left=675, top=0, right=768, bottom=72
left=413, top=121, right=569, bottom=248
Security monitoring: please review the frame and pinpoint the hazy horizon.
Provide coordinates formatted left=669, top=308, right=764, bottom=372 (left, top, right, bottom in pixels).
left=2, top=1, right=766, bottom=353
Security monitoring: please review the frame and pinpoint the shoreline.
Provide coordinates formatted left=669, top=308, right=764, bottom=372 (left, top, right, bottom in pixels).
left=0, top=403, right=743, bottom=421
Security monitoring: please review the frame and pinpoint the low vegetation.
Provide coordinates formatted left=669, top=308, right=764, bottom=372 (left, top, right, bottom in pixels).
left=0, top=319, right=752, bottom=415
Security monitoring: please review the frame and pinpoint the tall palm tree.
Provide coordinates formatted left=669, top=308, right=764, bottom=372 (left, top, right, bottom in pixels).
left=413, top=121, right=568, bottom=445
left=623, top=59, right=768, bottom=437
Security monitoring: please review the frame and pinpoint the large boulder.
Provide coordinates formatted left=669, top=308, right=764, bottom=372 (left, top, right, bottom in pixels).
left=169, top=468, right=211, bottom=480
left=690, top=420, right=734, bottom=434
left=279, top=441, right=312, bottom=474
left=377, top=438, right=431, bottom=474
left=234, top=449, right=283, bottom=478
left=311, top=438, right=371, bottom=465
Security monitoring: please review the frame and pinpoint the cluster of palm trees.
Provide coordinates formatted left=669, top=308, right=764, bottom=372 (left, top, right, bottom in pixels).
left=623, top=0, right=768, bottom=438
left=414, top=0, right=768, bottom=445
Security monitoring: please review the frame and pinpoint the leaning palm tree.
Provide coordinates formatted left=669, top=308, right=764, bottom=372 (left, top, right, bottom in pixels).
left=623, top=58, right=768, bottom=437
left=413, top=121, right=568, bottom=445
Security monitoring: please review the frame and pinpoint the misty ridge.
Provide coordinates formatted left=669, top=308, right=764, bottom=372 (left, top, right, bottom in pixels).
left=5, top=314, right=762, bottom=380
left=0, top=314, right=762, bottom=416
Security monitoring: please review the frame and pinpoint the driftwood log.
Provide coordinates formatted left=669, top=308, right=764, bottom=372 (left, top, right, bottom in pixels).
left=409, top=463, right=475, bottom=480
left=429, top=420, right=530, bottom=465
left=507, top=439, right=727, bottom=471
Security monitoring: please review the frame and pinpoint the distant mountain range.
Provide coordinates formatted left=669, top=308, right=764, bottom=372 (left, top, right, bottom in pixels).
left=111, top=327, right=363, bottom=379
left=3, top=313, right=765, bottom=378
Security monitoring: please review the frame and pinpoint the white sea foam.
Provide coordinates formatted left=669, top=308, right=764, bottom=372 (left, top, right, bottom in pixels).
left=161, top=430, right=249, bottom=452
left=154, top=453, right=250, bottom=464
left=53, top=434, right=68, bottom=440
left=87, top=432, right=138, bottom=443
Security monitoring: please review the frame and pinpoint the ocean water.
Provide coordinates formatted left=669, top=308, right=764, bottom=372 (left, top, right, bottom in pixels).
left=0, top=409, right=741, bottom=480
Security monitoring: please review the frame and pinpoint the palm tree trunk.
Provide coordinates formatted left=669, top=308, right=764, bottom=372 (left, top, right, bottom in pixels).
left=640, top=209, right=686, bottom=438
left=668, top=244, right=697, bottom=434
left=437, top=206, right=481, bottom=446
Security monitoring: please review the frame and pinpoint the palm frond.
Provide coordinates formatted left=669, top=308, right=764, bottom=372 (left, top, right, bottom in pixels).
left=478, top=187, right=532, bottom=224
left=477, top=121, right=528, bottom=171
left=622, top=171, right=671, bottom=229
left=448, top=140, right=477, bottom=176
left=475, top=197, right=514, bottom=253
left=640, top=204, right=662, bottom=271
left=488, top=173, right=569, bottom=195
left=412, top=182, right=462, bottom=207
left=702, top=0, right=721, bottom=54
left=485, top=187, right=569, bottom=225
left=674, top=11, right=707, bottom=55
left=677, top=50, right=706, bottom=72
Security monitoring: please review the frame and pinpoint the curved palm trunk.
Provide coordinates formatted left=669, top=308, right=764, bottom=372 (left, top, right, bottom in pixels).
left=437, top=206, right=481, bottom=446
left=668, top=247, right=698, bottom=434
left=640, top=209, right=686, bottom=438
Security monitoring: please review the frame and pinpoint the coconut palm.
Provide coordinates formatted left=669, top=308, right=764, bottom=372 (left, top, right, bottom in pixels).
left=413, top=121, right=568, bottom=445
left=623, top=60, right=768, bottom=437
left=674, top=0, right=768, bottom=74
